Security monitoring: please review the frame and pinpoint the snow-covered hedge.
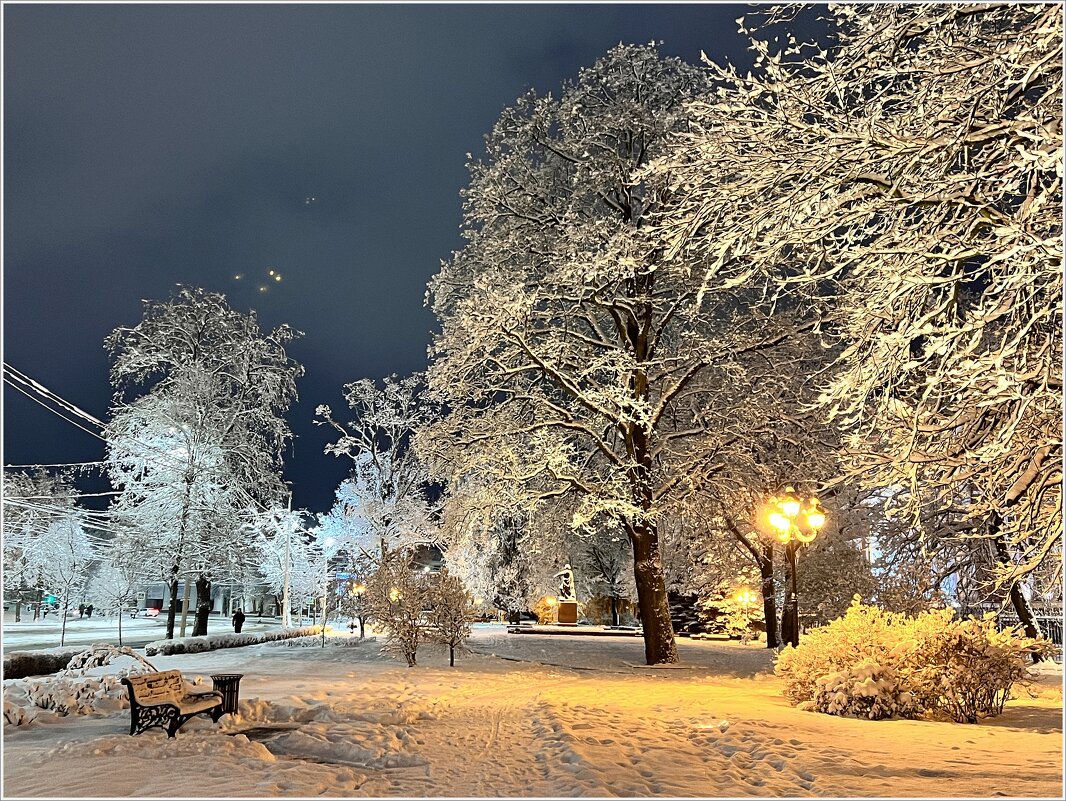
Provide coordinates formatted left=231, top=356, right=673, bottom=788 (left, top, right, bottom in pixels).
left=144, top=626, right=321, bottom=656
left=776, top=598, right=1055, bottom=722
left=3, top=647, right=83, bottom=680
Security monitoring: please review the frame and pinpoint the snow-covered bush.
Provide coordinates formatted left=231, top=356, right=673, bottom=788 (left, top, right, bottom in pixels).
left=776, top=598, right=1054, bottom=722
left=812, top=659, right=921, bottom=720
left=906, top=614, right=1057, bottom=723
left=276, top=634, right=377, bottom=648
left=144, top=626, right=320, bottom=656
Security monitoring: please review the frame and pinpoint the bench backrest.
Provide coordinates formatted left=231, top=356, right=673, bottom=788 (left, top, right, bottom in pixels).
left=124, top=670, right=185, bottom=703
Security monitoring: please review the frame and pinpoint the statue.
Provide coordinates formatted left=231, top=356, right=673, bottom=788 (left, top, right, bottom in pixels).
left=554, top=564, right=576, bottom=602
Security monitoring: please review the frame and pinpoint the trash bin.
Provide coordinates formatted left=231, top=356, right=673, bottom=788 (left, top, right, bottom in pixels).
left=210, top=674, right=244, bottom=715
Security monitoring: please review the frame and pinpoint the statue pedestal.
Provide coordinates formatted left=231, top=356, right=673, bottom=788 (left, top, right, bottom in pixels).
left=556, top=600, right=578, bottom=625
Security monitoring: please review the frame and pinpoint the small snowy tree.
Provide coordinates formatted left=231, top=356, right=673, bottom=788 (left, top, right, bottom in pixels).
left=365, top=552, right=431, bottom=666
left=37, top=516, right=95, bottom=646
left=426, top=568, right=475, bottom=666
left=87, top=556, right=141, bottom=646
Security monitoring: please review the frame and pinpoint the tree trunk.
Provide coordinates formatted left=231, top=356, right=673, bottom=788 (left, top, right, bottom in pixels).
left=760, top=542, right=779, bottom=649
left=60, top=587, right=70, bottom=647
left=449, top=643, right=455, bottom=667
left=630, top=524, right=679, bottom=664
left=991, top=520, right=1043, bottom=662
left=165, top=578, right=180, bottom=640
left=117, top=601, right=124, bottom=646
left=192, top=574, right=212, bottom=636
left=610, top=595, right=620, bottom=627
left=33, top=586, right=42, bottom=621
left=14, top=598, right=21, bottom=623
left=179, top=578, right=192, bottom=638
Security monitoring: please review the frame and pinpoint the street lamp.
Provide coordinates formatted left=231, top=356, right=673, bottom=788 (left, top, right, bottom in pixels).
left=766, top=487, right=826, bottom=648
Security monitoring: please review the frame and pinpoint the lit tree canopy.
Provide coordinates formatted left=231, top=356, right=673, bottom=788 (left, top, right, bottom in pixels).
left=652, top=5, right=1062, bottom=608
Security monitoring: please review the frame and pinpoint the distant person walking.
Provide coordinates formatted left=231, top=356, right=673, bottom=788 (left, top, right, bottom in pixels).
left=232, top=608, right=246, bottom=634
left=78, top=603, right=85, bottom=618
left=85, top=604, right=94, bottom=618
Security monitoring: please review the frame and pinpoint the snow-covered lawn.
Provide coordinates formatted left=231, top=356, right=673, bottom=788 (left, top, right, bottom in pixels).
left=3, top=626, right=1062, bottom=798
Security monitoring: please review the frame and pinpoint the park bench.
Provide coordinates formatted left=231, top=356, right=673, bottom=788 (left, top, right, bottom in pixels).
left=120, top=670, right=226, bottom=737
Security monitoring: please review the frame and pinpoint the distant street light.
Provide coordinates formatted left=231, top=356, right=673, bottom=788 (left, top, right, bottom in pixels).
left=765, top=486, right=826, bottom=648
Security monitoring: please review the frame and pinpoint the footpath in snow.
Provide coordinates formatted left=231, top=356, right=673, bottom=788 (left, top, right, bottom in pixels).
left=3, top=625, right=1062, bottom=798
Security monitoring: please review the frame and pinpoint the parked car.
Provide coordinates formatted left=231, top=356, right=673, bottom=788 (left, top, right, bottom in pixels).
left=143, top=607, right=161, bottom=618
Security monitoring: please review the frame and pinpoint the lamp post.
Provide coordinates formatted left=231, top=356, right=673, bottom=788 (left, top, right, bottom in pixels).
left=766, top=487, right=826, bottom=648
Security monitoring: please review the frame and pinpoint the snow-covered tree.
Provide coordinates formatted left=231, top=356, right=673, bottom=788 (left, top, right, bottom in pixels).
left=106, top=285, right=303, bottom=638
left=245, top=506, right=319, bottom=626
left=87, top=553, right=141, bottom=646
left=425, top=44, right=829, bottom=664
left=425, top=568, right=476, bottom=666
left=653, top=4, right=1062, bottom=639
left=365, top=551, right=432, bottom=666
left=573, top=528, right=633, bottom=627
left=37, top=516, right=95, bottom=646
left=2, top=469, right=81, bottom=621
left=316, top=374, right=439, bottom=561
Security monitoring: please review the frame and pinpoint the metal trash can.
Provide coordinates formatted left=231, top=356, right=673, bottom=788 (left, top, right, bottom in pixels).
left=209, top=673, right=244, bottom=714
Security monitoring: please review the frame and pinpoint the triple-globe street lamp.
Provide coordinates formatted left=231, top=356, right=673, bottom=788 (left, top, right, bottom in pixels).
left=766, top=487, right=826, bottom=648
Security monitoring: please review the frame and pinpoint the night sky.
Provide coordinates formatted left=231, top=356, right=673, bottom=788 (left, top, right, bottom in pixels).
left=4, top=2, right=775, bottom=514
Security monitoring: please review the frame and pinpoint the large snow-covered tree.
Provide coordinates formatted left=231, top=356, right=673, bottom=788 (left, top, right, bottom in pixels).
left=425, top=44, right=826, bottom=664
left=653, top=4, right=1062, bottom=639
left=106, top=285, right=303, bottom=638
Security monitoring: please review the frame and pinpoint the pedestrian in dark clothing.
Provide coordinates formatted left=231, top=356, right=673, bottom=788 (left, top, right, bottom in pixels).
left=232, top=609, right=246, bottom=634
left=78, top=603, right=85, bottom=618
left=85, top=604, right=94, bottom=617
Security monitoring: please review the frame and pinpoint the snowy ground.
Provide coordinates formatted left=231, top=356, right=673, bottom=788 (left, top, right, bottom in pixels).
left=3, top=624, right=1062, bottom=798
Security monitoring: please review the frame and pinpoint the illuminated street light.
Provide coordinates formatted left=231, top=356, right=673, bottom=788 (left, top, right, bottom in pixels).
left=764, top=487, right=826, bottom=648
left=388, top=587, right=402, bottom=603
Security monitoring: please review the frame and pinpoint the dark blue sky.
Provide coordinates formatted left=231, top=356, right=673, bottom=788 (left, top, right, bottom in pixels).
left=3, top=2, right=790, bottom=513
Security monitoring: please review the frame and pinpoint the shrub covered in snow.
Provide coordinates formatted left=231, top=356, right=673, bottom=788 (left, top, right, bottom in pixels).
left=277, top=634, right=378, bottom=648
left=776, top=598, right=1055, bottom=722
left=144, top=626, right=320, bottom=656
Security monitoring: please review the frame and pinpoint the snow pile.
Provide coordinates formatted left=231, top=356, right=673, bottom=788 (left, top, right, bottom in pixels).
left=4, top=644, right=157, bottom=727
left=777, top=598, right=1055, bottom=721
left=145, top=626, right=320, bottom=656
